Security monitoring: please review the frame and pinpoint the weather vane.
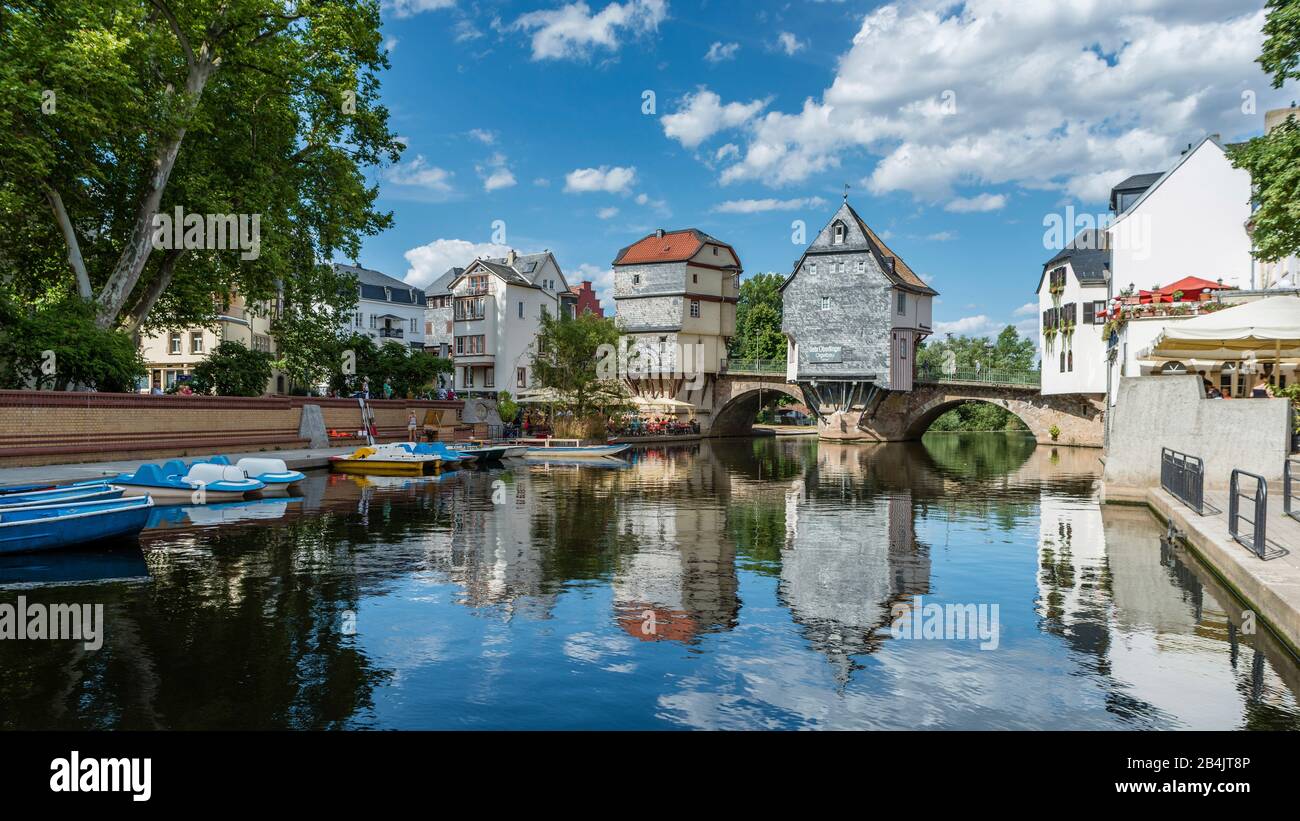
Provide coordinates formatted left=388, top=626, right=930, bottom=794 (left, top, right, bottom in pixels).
left=843, top=183, right=850, bottom=202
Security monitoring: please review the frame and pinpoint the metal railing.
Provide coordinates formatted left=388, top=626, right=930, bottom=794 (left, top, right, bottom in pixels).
left=915, top=367, right=1041, bottom=387
left=1285, top=457, right=1299, bottom=522
left=377, top=327, right=404, bottom=339
left=1160, top=447, right=1205, bottom=514
left=1228, top=469, right=1268, bottom=558
left=724, top=359, right=786, bottom=374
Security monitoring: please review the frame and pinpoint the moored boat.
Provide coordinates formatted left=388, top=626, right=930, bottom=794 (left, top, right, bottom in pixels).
left=0, top=483, right=124, bottom=509
left=0, top=496, right=155, bottom=555
left=194, top=456, right=306, bottom=496
left=329, top=445, right=445, bottom=476
left=514, top=438, right=631, bottom=459
left=108, top=462, right=265, bottom=503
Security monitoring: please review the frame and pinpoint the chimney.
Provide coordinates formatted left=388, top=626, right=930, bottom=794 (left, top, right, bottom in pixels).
left=507, top=249, right=517, bottom=267
left=655, top=228, right=664, bottom=238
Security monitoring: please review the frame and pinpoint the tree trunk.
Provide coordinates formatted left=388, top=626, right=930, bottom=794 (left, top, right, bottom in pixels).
left=120, top=248, right=185, bottom=335
left=94, top=59, right=214, bottom=329
left=44, top=185, right=93, bottom=300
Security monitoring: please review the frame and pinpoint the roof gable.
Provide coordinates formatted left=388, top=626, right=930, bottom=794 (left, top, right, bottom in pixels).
left=780, top=202, right=937, bottom=296
left=613, top=229, right=740, bottom=267
left=1109, top=136, right=1226, bottom=229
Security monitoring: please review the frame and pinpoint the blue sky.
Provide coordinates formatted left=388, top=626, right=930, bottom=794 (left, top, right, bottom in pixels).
left=353, top=0, right=1286, bottom=340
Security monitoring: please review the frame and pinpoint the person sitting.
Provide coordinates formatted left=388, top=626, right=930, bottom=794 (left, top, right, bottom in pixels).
left=1250, top=373, right=1274, bottom=398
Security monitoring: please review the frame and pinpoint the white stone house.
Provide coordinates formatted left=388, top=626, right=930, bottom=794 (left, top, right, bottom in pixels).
left=1036, top=229, right=1109, bottom=397
left=447, top=250, right=569, bottom=398
left=335, top=263, right=427, bottom=352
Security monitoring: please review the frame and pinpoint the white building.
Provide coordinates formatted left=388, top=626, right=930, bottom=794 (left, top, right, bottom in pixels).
left=1103, top=136, right=1254, bottom=412
left=335, top=263, right=427, bottom=351
left=447, top=250, right=569, bottom=398
left=1036, top=229, right=1109, bottom=396
left=422, top=266, right=461, bottom=362
left=138, top=293, right=281, bottom=393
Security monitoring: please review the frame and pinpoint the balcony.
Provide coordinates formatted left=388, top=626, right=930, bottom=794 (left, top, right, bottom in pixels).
left=377, top=328, right=405, bottom=339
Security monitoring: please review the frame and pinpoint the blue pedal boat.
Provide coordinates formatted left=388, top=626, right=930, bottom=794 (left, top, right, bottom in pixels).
left=106, top=461, right=265, bottom=503
left=401, top=442, right=478, bottom=465
left=195, top=456, right=306, bottom=496
left=0, top=483, right=124, bottom=510
left=0, top=496, right=154, bottom=555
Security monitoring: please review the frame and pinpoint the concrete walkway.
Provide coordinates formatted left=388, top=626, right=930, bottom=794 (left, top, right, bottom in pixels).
left=1144, top=485, right=1300, bottom=656
left=0, top=445, right=358, bottom=486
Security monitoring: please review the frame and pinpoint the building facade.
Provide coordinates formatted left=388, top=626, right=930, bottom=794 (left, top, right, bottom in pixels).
left=1037, top=229, right=1110, bottom=396
left=611, top=228, right=740, bottom=405
left=138, top=294, right=280, bottom=393
left=781, top=201, right=936, bottom=409
left=447, top=250, right=568, bottom=398
left=568, top=281, right=605, bottom=317
left=422, top=266, right=461, bottom=365
left=335, top=263, right=427, bottom=352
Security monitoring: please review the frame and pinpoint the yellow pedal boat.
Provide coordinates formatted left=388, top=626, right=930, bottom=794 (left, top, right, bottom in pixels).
left=329, top=446, right=446, bottom=476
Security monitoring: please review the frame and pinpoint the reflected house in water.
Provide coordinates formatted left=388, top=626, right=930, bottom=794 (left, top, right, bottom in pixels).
left=1035, top=493, right=1110, bottom=655
left=778, top=443, right=931, bottom=681
left=610, top=450, right=739, bottom=642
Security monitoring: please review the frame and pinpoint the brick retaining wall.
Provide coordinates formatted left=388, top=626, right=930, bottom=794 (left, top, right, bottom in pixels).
left=0, top=390, right=464, bottom=467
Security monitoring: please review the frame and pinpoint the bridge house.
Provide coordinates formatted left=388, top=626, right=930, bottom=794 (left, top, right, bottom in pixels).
left=780, top=201, right=936, bottom=421
left=611, top=228, right=741, bottom=407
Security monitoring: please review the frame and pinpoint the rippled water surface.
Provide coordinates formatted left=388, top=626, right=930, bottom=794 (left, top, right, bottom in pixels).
left=2, top=434, right=1298, bottom=730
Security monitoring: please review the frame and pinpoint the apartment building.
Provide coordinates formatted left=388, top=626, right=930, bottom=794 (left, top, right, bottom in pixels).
left=138, top=293, right=280, bottom=393
left=335, top=263, right=427, bottom=351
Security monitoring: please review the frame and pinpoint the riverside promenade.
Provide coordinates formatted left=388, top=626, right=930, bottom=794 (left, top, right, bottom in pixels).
left=0, top=445, right=355, bottom=487
left=1140, top=485, right=1300, bottom=656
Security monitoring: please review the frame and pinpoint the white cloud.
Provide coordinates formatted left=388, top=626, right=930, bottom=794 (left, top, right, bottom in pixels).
left=477, top=152, right=517, bottom=192
left=934, top=314, right=997, bottom=336
left=384, top=36, right=399, bottom=53
left=712, top=196, right=827, bottom=213
left=468, top=128, right=496, bottom=145
left=564, top=165, right=637, bottom=193
left=597, top=206, right=619, bottom=219
left=573, top=262, right=617, bottom=312
left=924, top=231, right=957, bottom=242
left=945, top=193, right=1007, bottom=213
left=1013, top=302, right=1038, bottom=316
left=512, top=0, right=668, bottom=61
left=385, top=0, right=456, bottom=19
left=533, top=177, right=551, bottom=187
left=699, top=1, right=1278, bottom=203
left=454, top=19, right=483, bottom=41
left=705, top=41, right=740, bottom=63
left=715, top=143, right=740, bottom=162
left=382, top=155, right=455, bottom=195
left=661, top=88, right=769, bottom=150
left=777, top=32, right=805, bottom=55
left=402, top=239, right=513, bottom=286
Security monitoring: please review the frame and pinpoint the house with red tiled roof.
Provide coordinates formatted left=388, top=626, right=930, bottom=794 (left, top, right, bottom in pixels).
left=569, top=281, right=604, bottom=317
left=612, top=228, right=740, bottom=405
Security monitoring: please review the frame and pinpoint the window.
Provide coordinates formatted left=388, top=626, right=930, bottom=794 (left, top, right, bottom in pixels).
left=1067, top=350, right=1074, bottom=372
left=169, top=333, right=182, bottom=355
left=1042, top=307, right=1059, bottom=330
left=690, top=299, right=700, bottom=318
left=1060, top=349, right=1066, bottom=372
left=1049, top=267, right=1066, bottom=291
left=857, top=260, right=865, bottom=274
left=820, top=296, right=830, bottom=311
left=190, top=332, right=204, bottom=354
left=1093, top=300, right=1106, bottom=324
left=410, top=317, right=417, bottom=333
left=369, top=314, right=376, bottom=329
left=633, top=274, right=641, bottom=285
left=897, top=292, right=906, bottom=315
left=810, top=262, right=817, bottom=275
left=455, top=297, right=486, bottom=320
left=1082, top=301, right=1095, bottom=325
left=712, top=246, right=718, bottom=255
left=354, top=312, right=363, bottom=328
left=455, top=336, right=464, bottom=355
left=464, top=367, right=474, bottom=387
left=485, top=367, right=494, bottom=388
left=518, top=301, right=524, bottom=319
left=692, top=273, right=698, bottom=283
left=833, top=222, right=845, bottom=244
left=517, top=367, right=527, bottom=388
left=454, top=335, right=485, bottom=355
left=468, top=275, right=489, bottom=294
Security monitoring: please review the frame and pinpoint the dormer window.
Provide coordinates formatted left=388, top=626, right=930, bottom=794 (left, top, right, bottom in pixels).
left=832, top=222, right=846, bottom=245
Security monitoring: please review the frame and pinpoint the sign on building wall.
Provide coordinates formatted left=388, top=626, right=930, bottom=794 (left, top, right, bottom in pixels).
left=805, top=344, right=844, bottom=364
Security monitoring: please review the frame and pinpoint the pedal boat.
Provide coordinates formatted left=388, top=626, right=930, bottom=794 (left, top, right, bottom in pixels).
left=108, top=462, right=265, bottom=503
left=194, top=456, right=306, bottom=496
left=329, top=445, right=445, bottom=476
left=0, top=496, right=154, bottom=555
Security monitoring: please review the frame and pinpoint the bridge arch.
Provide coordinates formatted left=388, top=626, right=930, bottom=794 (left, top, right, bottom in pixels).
left=901, top=396, right=1036, bottom=439
left=709, top=380, right=804, bottom=437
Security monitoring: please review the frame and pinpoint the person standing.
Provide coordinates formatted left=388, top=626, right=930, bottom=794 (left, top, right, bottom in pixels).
left=407, top=411, right=419, bottom=442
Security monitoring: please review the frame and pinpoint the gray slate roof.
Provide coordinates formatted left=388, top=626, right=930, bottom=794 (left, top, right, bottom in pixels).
left=334, top=262, right=427, bottom=306
left=1037, top=229, right=1110, bottom=291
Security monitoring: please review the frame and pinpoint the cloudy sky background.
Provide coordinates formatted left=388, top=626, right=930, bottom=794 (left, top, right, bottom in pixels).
left=357, top=0, right=1288, bottom=344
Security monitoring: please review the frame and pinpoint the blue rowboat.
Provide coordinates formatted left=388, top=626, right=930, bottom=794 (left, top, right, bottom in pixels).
left=0, top=496, right=154, bottom=555
left=0, top=482, right=56, bottom=495
left=0, top=483, right=124, bottom=510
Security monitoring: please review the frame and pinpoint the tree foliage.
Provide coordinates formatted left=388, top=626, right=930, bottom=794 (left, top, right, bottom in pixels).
left=1227, top=0, right=1300, bottom=261
left=0, top=294, right=145, bottom=391
left=0, top=0, right=401, bottom=331
left=730, top=272, right=786, bottom=361
left=531, top=312, right=625, bottom=419
left=326, top=334, right=451, bottom=398
left=189, top=340, right=273, bottom=396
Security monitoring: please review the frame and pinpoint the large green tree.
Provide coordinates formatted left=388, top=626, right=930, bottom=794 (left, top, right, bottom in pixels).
left=1228, top=0, right=1300, bottom=261
left=531, top=312, right=625, bottom=419
left=0, top=0, right=400, bottom=331
left=916, top=325, right=1037, bottom=432
left=730, top=272, right=786, bottom=362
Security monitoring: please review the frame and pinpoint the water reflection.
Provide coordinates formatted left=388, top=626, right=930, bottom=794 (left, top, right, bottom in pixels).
left=0, top=434, right=1296, bottom=730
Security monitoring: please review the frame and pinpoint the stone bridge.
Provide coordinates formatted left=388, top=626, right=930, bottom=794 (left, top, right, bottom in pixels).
left=708, top=372, right=1104, bottom=447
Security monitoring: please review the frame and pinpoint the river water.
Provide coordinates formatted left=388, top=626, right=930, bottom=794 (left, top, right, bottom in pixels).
left=1, top=434, right=1297, bottom=730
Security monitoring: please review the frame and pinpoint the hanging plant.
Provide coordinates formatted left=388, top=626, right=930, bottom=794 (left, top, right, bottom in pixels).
left=1044, top=326, right=1058, bottom=348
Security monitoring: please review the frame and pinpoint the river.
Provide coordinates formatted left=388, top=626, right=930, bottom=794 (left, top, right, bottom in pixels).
left=1, top=434, right=1297, bottom=730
